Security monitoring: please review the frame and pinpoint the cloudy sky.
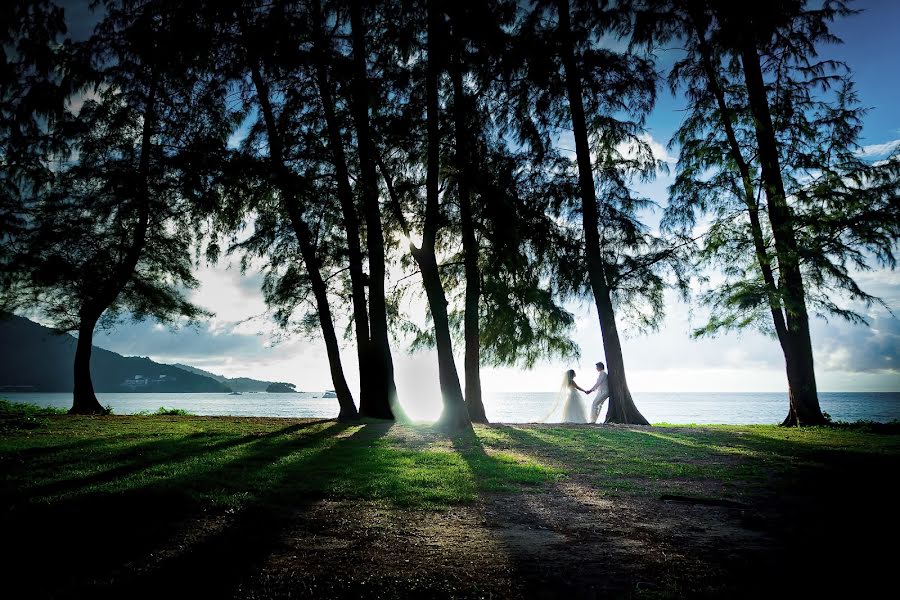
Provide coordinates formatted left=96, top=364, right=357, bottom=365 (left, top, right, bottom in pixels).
left=58, top=0, right=898, bottom=407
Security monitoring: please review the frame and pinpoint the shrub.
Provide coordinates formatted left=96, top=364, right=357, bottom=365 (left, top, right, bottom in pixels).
left=134, top=406, right=193, bottom=416
left=0, top=398, right=66, bottom=432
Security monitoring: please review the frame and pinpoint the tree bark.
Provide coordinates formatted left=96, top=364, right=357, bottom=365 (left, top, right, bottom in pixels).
left=416, top=248, right=470, bottom=430
left=348, top=0, right=397, bottom=419
left=248, top=60, right=358, bottom=421
left=737, top=40, right=825, bottom=426
left=291, top=215, right=360, bottom=422
left=426, top=0, right=470, bottom=431
left=70, top=315, right=105, bottom=415
left=556, top=0, right=649, bottom=426
left=450, top=40, right=488, bottom=424
left=593, top=284, right=648, bottom=424
left=310, top=0, right=375, bottom=416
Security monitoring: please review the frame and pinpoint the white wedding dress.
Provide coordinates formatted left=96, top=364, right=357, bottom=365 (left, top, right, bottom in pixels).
left=541, top=379, right=588, bottom=423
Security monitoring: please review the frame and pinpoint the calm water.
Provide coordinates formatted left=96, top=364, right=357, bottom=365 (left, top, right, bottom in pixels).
left=4, top=391, right=899, bottom=424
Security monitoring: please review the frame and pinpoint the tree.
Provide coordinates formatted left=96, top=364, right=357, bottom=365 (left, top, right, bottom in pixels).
left=636, top=0, right=900, bottom=425
left=371, top=1, right=581, bottom=425
left=507, top=0, right=679, bottom=424
left=225, top=1, right=360, bottom=420
left=307, top=0, right=381, bottom=417
left=346, top=0, right=399, bottom=419
left=5, top=0, right=228, bottom=414
left=443, top=0, right=585, bottom=421
left=1, top=1, right=69, bottom=296
left=444, top=1, right=507, bottom=423
left=420, top=0, right=468, bottom=429
left=369, top=0, right=471, bottom=430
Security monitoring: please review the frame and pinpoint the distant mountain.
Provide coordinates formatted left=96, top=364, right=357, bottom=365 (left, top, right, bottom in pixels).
left=265, top=382, right=297, bottom=393
left=0, top=314, right=230, bottom=393
left=171, top=364, right=280, bottom=392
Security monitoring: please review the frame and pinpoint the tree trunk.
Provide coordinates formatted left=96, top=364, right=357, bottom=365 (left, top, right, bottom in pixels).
left=248, top=60, right=359, bottom=421
left=450, top=41, right=488, bottom=424
left=416, top=249, right=470, bottom=430
left=348, top=0, right=397, bottom=420
left=293, top=220, right=360, bottom=422
left=70, top=317, right=105, bottom=415
left=426, top=0, right=470, bottom=431
left=737, top=41, right=825, bottom=426
left=782, top=338, right=822, bottom=426
left=556, top=0, right=649, bottom=425
left=594, top=285, right=649, bottom=425
left=311, top=0, right=374, bottom=415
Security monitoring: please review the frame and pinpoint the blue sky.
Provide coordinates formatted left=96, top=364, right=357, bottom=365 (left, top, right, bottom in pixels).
left=48, top=0, right=899, bottom=413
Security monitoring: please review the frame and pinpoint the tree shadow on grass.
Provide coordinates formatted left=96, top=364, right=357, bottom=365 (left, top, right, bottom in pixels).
left=18, top=421, right=329, bottom=502
left=8, top=421, right=895, bottom=598
left=98, top=421, right=393, bottom=599
left=2, top=420, right=361, bottom=599
left=484, top=424, right=900, bottom=598
left=490, top=425, right=759, bottom=492
left=0, top=435, right=115, bottom=462
left=701, top=428, right=900, bottom=597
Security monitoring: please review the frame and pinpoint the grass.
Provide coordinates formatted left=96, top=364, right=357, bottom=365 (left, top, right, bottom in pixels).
left=2, top=399, right=898, bottom=509
left=2, top=399, right=898, bottom=598
left=0, top=401, right=559, bottom=509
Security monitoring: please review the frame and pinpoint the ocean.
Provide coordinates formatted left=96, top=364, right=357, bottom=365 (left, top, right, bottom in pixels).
left=4, top=391, right=899, bottom=424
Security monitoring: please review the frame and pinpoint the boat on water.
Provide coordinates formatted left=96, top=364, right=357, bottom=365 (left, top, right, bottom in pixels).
left=228, top=391, right=242, bottom=395
left=322, top=389, right=337, bottom=398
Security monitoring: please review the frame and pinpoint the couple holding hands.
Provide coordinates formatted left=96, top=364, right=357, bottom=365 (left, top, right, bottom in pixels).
left=543, top=362, right=610, bottom=424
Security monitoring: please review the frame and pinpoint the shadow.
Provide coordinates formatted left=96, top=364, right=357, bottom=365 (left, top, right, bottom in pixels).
left=20, top=421, right=328, bottom=501
left=483, top=424, right=900, bottom=598
left=5, top=420, right=897, bottom=598
left=721, top=429, right=900, bottom=597
left=1, top=420, right=358, bottom=599
left=0, top=435, right=115, bottom=462
left=98, top=422, right=391, bottom=599
left=449, top=428, right=646, bottom=599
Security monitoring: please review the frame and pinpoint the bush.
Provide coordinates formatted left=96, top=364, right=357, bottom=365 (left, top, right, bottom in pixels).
left=0, top=398, right=67, bottom=416
left=0, top=398, right=66, bottom=432
left=135, top=406, right=194, bottom=416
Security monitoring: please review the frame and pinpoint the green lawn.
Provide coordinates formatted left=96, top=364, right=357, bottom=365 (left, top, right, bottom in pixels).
left=3, top=399, right=898, bottom=511
left=2, top=399, right=898, bottom=598
left=0, top=401, right=561, bottom=509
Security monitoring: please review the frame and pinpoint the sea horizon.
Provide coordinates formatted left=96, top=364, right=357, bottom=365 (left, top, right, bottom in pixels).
left=5, top=390, right=898, bottom=425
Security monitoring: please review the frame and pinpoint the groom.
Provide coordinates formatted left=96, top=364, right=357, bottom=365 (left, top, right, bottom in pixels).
left=584, top=362, right=609, bottom=423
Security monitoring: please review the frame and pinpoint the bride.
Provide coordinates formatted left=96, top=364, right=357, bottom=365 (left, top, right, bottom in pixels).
left=541, top=369, right=589, bottom=423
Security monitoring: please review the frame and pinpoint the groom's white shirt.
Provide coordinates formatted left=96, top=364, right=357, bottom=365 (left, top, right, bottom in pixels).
left=587, top=371, right=609, bottom=398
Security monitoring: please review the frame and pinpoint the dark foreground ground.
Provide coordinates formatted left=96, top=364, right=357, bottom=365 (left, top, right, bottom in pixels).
left=1, top=403, right=898, bottom=598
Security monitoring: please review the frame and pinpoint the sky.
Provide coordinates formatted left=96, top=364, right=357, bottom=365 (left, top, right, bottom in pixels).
left=46, top=1, right=900, bottom=413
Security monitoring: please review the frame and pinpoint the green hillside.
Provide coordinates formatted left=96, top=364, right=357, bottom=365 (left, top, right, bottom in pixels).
left=0, top=314, right=230, bottom=393
left=172, top=363, right=278, bottom=392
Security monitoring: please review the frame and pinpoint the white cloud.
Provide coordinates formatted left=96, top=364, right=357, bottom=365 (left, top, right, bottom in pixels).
left=857, top=138, right=900, bottom=158
left=615, top=132, right=676, bottom=165
left=640, top=132, right=677, bottom=164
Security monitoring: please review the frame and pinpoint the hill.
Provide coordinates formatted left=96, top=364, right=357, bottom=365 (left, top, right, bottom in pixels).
left=0, top=314, right=230, bottom=393
left=171, top=364, right=280, bottom=392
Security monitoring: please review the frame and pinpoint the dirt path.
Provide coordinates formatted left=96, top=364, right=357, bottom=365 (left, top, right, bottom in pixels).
left=154, top=485, right=774, bottom=599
